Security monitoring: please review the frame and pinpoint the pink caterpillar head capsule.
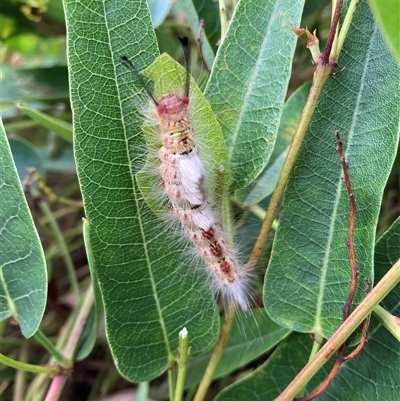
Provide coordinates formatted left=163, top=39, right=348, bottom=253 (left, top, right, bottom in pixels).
left=156, top=94, right=189, bottom=121
left=155, top=94, right=194, bottom=154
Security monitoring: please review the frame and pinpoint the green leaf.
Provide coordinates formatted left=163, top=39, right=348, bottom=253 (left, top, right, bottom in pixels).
left=36, top=147, right=76, bottom=174
left=265, top=0, right=400, bottom=340
left=193, top=0, right=221, bottom=54
left=235, top=82, right=311, bottom=206
left=317, top=219, right=400, bottom=400
left=318, top=320, right=400, bottom=400
left=148, top=0, right=172, bottom=28
left=216, top=316, right=400, bottom=399
left=18, top=104, right=73, bottom=143
left=204, top=0, right=305, bottom=189
left=0, top=119, right=47, bottom=337
left=369, top=0, right=400, bottom=63
left=214, top=331, right=314, bottom=401
left=65, top=0, right=219, bottom=382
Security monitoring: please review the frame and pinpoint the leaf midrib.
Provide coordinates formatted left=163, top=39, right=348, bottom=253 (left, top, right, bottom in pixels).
left=227, top=2, right=280, bottom=163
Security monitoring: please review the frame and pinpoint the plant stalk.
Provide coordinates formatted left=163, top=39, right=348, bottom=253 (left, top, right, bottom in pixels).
left=174, top=328, right=190, bottom=401
left=246, top=61, right=335, bottom=271
left=33, top=330, right=65, bottom=363
left=373, top=304, right=400, bottom=341
left=39, top=200, right=81, bottom=301
left=193, top=305, right=235, bottom=401
left=0, top=353, right=60, bottom=375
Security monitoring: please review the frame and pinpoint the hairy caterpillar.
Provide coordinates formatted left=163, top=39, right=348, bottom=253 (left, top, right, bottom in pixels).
left=121, top=44, right=251, bottom=310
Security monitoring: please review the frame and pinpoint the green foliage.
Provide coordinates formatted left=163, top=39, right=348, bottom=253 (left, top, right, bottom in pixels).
left=0, top=121, right=47, bottom=337
left=235, top=82, right=311, bottom=206
left=1, top=0, right=399, bottom=400
left=265, top=0, right=399, bottom=341
left=219, top=219, right=400, bottom=400
left=205, top=0, right=304, bottom=189
left=66, top=0, right=219, bottom=382
left=184, top=309, right=291, bottom=389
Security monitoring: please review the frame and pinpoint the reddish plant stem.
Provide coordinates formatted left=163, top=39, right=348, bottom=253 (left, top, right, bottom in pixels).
left=335, top=130, right=358, bottom=321
left=345, top=317, right=369, bottom=360
left=44, top=375, right=68, bottom=401
left=322, top=0, right=343, bottom=66
left=296, top=317, right=369, bottom=400
left=296, top=344, right=346, bottom=401
left=345, top=279, right=371, bottom=361
left=278, top=261, right=399, bottom=401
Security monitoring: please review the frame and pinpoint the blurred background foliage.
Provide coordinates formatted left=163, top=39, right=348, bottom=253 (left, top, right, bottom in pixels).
left=1, top=0, right=398, bottom=400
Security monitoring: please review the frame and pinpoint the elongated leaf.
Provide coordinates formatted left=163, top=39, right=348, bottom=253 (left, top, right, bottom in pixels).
left=75, top=219, right=103, bottom=361
left=317, top=219, right=400, bottom=400
left=214, top=331, right=313, bottom=401
left=216, top=318, right=400, bottom=400
left=19, top=104, right=73, bottom=143
left=37, top=147, right=76, bottom=174
left=65, top=0, right=219, bottom=382
left=205, top=0, right=305, bottom=189
left=8, top=136, right=45, bottom=180
left=148, top=0, right=172, bottom=28
left=0, top=120, right=47, bottom=337
left=265, top=0, right=400, bottom=340
left=374, top=217, right=400, bottom=314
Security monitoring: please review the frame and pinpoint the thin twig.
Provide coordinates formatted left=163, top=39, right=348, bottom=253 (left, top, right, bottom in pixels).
left=174, top=328, right=190, bottom=401
left=245, top=65, right=335, bottom=272
left=43, top=285, right=95, bottom=400
left=295, top=344, right=346, bottom=401
left=345, top=279, right=371, bottom=361
left=218, top=0, right=228, bottom=43
left=39, top=200, right=81, bottom=301
left=336, top=0, right=360, bottom=60
left=335, top=130, right=358, bottom=321
left=344, top=317, right=369, bottom=360
left=23, top=168, right=83, bottom=209
left=193, top=305, right=235, bottom=401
